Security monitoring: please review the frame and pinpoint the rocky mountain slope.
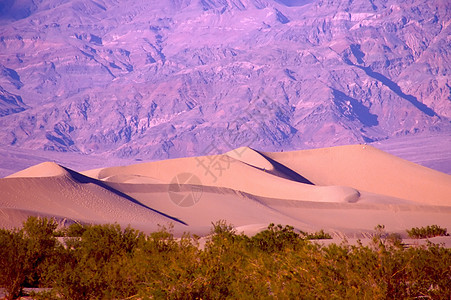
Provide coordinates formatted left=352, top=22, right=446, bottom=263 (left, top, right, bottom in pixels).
left=0, top=0, right=450, bottom=160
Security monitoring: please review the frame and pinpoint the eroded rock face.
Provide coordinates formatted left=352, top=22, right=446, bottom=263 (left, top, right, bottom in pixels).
left=0, top=0, right=449, bottom=159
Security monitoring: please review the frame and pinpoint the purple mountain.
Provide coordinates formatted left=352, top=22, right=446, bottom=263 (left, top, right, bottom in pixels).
left=0, top=0, right=450, bottom=161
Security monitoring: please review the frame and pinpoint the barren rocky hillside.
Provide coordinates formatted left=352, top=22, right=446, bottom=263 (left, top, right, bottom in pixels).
left=0, top=0, right=449, bottom=160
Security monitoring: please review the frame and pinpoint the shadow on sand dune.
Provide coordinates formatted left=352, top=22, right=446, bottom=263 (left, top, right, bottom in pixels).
left=63, top=167, right=188, bottom=226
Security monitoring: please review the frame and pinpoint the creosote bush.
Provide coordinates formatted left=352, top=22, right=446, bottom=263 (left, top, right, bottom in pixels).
left=0, top=217, right=450, bottom=299
left=407, top=225, right=448, bottom=239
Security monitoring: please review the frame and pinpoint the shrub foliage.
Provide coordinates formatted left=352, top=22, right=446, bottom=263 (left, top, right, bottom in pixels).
left=0, top=218, right=450, bottom=299
left=407, top=225, right=448, bottom=239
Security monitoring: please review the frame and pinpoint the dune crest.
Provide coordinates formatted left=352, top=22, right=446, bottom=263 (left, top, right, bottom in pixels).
left=263, top=145, right=451, bottom=206
left=225, top=147, right=274, bottom=171
left=86, top=151, right=359, bottom=203
left=6, top=162, right=68, bottom=178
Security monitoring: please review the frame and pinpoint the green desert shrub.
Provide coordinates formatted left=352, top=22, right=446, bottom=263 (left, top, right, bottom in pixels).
left=63, top=222, right=86, bottom=237
left=48, top=223, right=144, bottom=300
left=0, top=228, right=29, bottom=300
left=0, top=217, right=60, bottom=299
left=2, top=217, right=450, bottom=299
left=132, top=226, right=201, bottom=299
left=22, top=217, right=60, bottom=287
left=251, top=223, right=304, bottom=252
left=302, top=229, right=333, bottom=240
left=407, top=225, right=448, bottom=239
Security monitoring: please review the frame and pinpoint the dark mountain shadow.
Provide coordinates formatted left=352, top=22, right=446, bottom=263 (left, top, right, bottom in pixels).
left=276, top=9, right=290, bottom=24
left=0, top=86, right=27, bottom=117
left=254, top=150, right=314, bottom=185
left=343, top=50, right=437, bottom=117
left=350, top=44, right=365, bottom=64
left=274, top=0, right=313, bottom=7
left=1, top=65, right=23, bottom=89
left=284, top=68, right=297, bottom=80
left=0, top=0, right=37, bottom=20
left=62, top=166, right=188, bottom=225
left=332, top=89, right=379, bottom=127
left=357, top=65, right=436, bottom=117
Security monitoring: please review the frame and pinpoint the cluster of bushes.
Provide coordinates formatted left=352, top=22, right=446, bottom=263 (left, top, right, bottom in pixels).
left=407, top=224, right=448, bottom=239
left=1, top=218, right=450, bottom=299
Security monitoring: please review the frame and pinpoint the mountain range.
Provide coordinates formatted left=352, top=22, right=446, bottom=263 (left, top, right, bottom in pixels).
left=0, top=0, right=450, bottom=163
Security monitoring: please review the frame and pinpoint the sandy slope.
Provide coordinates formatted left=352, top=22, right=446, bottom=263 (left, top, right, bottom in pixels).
left=263, top=145, right=451, bottom=206
left=1, top=146, right=450, bottom=240
left=84, top=147, right=361, bottom=203
left=0, top=162, right=186, bottom=232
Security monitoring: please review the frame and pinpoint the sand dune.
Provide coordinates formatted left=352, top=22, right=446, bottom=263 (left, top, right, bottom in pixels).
left=84, top=147, right=361, bottom=203
left=0, top=163, right=186, bottom=232
left=0, top=207, right=75, bottom=231
left=6, top=162, right=69, bottom=178
left=263, top=145, right=451, bottom=206
left=1, top=145, right=450, bottom=239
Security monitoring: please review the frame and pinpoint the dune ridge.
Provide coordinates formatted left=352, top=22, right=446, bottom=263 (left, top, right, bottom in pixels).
left=84, top=148, right=361, bottom=203
left=6, top=162, right=69, bottom=178
left=1, top=145, right=450, bottom=239
left=263, top=145, right=451, bottom=206
left=0, top=165, right=187, bottom=233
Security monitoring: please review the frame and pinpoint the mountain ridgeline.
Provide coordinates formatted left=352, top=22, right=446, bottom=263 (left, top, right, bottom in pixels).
left=0, top=0, right=449, bottom=159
